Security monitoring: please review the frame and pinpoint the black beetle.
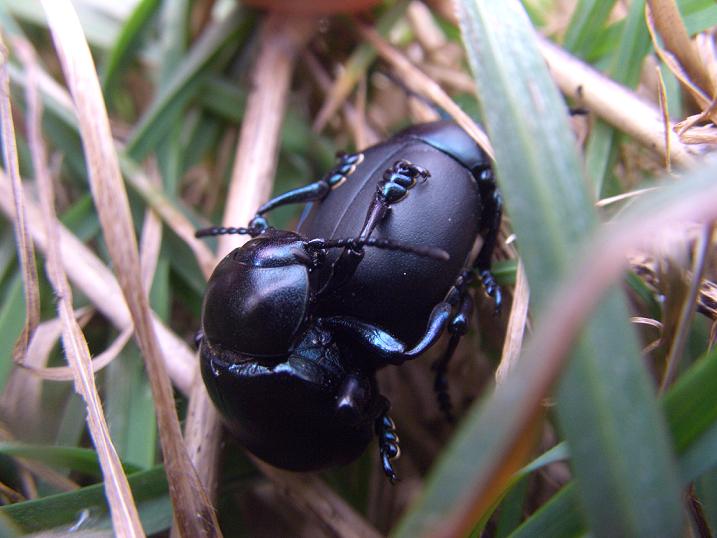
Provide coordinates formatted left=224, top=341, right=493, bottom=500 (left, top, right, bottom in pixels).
left=196, top=120, right=502, bottom=481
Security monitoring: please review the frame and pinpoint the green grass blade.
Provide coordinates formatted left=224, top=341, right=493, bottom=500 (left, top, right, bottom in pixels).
left=105, top=347, right=157, bottom=469
left=563, top=0, right=618, bottom=58
left=394, top=2, right=683, bottom=536
left=101, top=0, right=162, bottom=95
left=125, top=7, right=252, bottom=161
left=0, top=467, right=169, bottom=535
left=514, top=344, right=717, bottom=535
left=0, top=274, right=24, bottom=388
left=0, top=443, right=142, bottom=477
left=679, top=0, right=717, bottom=34
left=584, top=0, right=652, bottom=197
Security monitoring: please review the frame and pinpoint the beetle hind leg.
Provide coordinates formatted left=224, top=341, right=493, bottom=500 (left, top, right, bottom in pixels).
left=474, top=170, right=503, bottom=312
left=431, top=292, right=473, bottom=422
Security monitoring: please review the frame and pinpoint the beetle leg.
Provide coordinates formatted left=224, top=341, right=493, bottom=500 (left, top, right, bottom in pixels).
left=474, top=169, right=503, bottom=312
left=431, top=293, right=473, bottom=423
left=319, top=300, right=453, bottom=366
left=320, top=160, right=430, bottom=295
left=248, top=152, right=363, bottom=228
left=375, top=402, right=400, bottom=483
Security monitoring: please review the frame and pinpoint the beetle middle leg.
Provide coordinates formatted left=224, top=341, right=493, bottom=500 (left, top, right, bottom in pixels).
left=320, top=159, right=430, bottom=294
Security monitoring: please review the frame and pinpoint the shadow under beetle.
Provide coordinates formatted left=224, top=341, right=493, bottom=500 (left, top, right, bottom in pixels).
left=196, top=120, right=502, bottom=482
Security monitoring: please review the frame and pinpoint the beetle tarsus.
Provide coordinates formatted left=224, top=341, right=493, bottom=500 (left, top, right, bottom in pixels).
left=376, top=412, right=401, bottom=483
left=479, top=268, right=502, bottom=313
left=378, top=159, right=430, bottom=204
left=432, top=349, right=455, bottom=423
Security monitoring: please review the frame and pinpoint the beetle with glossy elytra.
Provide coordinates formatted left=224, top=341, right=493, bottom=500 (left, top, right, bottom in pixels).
left=196, top=120, right=502, bottom=482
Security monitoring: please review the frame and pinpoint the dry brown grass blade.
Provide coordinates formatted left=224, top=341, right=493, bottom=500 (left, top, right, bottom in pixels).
left=13, top=35, right=144, bottom=536
left=495, top=261, right=529, bottom=384
left=645, top=1, right=715, bottom=109
left=256, top=461, right=383, bottom=538
left=538, top=36, right=698, bottom=167
left=303, top=51, right=380, bottom=146
left=659, top=223, right=716, bottom=391
left=22, top=327, right=133, bottom=382
left=645, top=5, right=717, bottom=127
left=39, top=2, right=219, bottom=535
left=0, top=173, right=196, bottom=394
left=124, top=160, right=216, bottom=280
left=0, top=36, right=41, bottom=364
left=358, top=23, right=495, bottom=159
left=138, top=167, right=164, bottom=291
left=0, top=174, right=195, bottom=394
left=655, top=66, right=672, bottom=172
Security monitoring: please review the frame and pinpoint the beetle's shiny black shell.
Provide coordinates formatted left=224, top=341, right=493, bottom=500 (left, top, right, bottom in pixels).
left=298, top=121, right=489, bottom=345
left=201, top=231, right=312, bottom=358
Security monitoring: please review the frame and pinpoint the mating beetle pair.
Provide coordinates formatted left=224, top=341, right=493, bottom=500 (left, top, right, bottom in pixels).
left=196, top=120, right=502, bottom=482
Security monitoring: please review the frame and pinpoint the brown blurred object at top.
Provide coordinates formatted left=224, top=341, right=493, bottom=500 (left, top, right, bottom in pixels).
left=243, top=0, right=382, bottom=14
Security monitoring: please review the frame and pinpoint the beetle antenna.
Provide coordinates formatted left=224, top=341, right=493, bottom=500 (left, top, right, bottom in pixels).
left=195, top=226, right=262, bottom=239
left=307, top=237, right=449, bottom=261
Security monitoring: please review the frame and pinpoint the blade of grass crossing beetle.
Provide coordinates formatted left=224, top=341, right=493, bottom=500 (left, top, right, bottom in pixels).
left=460, top=2, right=682, bottom=536
left=394, top=2, right=683, bottom=537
